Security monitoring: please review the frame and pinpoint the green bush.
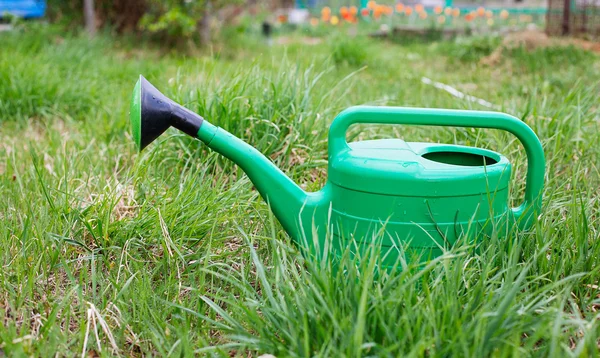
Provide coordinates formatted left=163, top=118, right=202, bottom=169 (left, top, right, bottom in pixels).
left=440, top=35, right=502, bottom=63
left=331, top=37, right=369, bottom=67
left=48, top=0, right=241, bottom=45
left=139, top=0, right=207, bottom=43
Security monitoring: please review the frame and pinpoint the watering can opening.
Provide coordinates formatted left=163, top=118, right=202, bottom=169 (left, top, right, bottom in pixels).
left=421, top=151, right=499, bottom=167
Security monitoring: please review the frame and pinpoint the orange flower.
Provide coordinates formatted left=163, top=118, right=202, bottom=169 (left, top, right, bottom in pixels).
left=340, top=6, right=349, bottom=17
left=310, top=17, right=319, bottom=26
left=438, top=15, right=445, bottom=24
left=321, top=6, right=331, bottom=16
left=361, top=8, right=370, bottom=16
left=277, top=14, right=287, bottom=23
left=465, top=13, right=474, bottom=22
left=395, top=3, right=404, bottom=13
left=405, top=6, right=413, bottom=15
left=434, top=6, right=442, bottom=14
left=415, top=4, right=424, bottom=13
left=367, top=0, right=376, bottom=9
left=500, top=10, right=509, bottom=19
left=374, top=5, right=384, bottom=18
left=349, top=6, right=358, bottom=15
left=452, top=8, right=460, bottom=17
left=444, top=7, right=452, bottom=16
left=419, top=11, right=427, bottom=19
left=476, top=7, right=485, bottom=17
left=485, top=10, right=493, bottom=18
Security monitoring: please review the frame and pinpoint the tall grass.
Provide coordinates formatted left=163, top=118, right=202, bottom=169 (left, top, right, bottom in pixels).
left=0, top=24, right=599, bottom=356
left=331, top=37, right=370, bottom=67
left=196, top=217, right=599, bottom=356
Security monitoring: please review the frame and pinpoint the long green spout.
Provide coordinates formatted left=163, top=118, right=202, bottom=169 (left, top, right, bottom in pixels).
left=130, top=75, right=328, bottom=245
left=198, top=120, right=328, bottom=242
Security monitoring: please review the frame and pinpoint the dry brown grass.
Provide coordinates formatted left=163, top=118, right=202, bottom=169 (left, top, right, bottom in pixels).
left=481, top=30, right=600, bottom=66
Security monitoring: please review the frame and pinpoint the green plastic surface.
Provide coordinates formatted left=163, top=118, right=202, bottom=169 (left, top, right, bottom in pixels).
left=193, top=106, right=545, bottom=268
left=329, top=139, right=510, bottom=196
left=130, top=77, right=142, bottom=150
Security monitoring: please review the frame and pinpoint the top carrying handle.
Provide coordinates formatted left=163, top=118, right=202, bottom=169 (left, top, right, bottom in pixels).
left=328, top=106, right=545, bottom=230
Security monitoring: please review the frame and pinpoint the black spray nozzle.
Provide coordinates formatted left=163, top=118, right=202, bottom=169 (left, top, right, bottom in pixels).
left=130, top=75, right=204, bottom=151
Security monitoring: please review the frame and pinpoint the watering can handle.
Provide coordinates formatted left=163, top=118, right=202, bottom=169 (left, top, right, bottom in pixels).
left=328, top=106, right=545, bottom=229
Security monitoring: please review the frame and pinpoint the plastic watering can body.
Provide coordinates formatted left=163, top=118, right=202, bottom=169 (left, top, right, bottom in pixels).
left=130, top=76, right=545, bottom=268
left=323, top=107, right=544, bottom=267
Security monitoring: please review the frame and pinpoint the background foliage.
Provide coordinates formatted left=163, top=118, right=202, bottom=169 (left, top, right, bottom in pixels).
left=47, top=0, right=245, bottom=44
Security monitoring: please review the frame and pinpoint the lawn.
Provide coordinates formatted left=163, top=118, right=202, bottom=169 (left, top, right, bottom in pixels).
left=1, top=24, right=599, bottom=356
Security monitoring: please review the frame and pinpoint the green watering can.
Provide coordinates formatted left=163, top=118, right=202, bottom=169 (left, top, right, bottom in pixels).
left=130, top=76, right=545, bottom=268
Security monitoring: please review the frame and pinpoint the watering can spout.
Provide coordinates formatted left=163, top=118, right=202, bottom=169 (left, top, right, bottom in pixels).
left=130, top=76, right=204, bottom=150
left=130, top=76, right=328, bottom=244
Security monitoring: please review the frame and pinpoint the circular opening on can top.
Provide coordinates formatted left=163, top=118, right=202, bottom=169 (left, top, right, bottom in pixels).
left=422, top=151, right=498, bottom=166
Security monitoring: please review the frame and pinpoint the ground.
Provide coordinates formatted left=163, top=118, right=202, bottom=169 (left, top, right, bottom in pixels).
left=1, top=24, right=600, bottom=356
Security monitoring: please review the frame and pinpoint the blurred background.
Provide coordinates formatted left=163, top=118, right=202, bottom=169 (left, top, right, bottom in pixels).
left=1, top=0, right=597, bottom=45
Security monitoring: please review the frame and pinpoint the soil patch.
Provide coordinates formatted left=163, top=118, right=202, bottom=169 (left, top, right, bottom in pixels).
left=481, top=30, right=600, bottom=66
left=276, top=36, right=323, bottom=45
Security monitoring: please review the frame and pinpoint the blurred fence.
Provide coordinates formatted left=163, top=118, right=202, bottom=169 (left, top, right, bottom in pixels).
left=296, top=0, right=396, bottom=8
left=296, top=0, right=548, bottom=12
left=547, top=0, right=600, bottom=36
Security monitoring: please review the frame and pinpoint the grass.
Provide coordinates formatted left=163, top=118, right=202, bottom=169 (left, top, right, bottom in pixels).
left=1, top=23, right=599, bottom=356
